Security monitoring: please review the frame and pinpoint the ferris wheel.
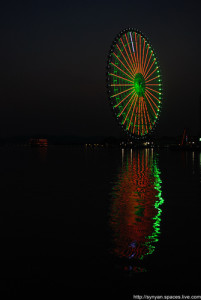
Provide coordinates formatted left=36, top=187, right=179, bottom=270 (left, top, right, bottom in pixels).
left=106, top=28, right=163, bottom=139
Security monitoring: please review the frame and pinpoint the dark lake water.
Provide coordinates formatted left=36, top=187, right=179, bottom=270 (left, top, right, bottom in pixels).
left=0, top=145, right=201, bottom=296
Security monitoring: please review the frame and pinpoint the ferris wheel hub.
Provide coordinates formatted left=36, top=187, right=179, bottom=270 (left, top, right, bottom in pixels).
left=134, top=73, right=145, bottom=97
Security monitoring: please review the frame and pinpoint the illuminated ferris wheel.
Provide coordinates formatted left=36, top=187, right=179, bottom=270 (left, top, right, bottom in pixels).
left=106, top=28, right=163, bottom=139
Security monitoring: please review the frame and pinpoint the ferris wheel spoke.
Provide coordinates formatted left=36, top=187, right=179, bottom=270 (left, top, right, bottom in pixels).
left=109, top=72, right=134, bottom=83
left=142, top=98, right=150, bottom=124
left=146, top=86, right=161, bottom=95
left=143, top=99, right=152, bottom=132
left=145, top=75, right=160, bottom=83
left=120, top=38, right=136, bottom=75
left=139, top=99, right=143, bottom=135
left=142, top=39, right=145, bottom=67
left=125, top=34, right=137, bottom=71
left=132, top=104, right=139, bottom=134
left=146, top=83, right=160, bottom=86
left=139, top=34, right=143, bottom=75
left=114, top=89, right=135, bottom=107
left=134, top=32, right=139, bottom=71
left=128, top=94, right=138, bottom=130
left=110, top=86, right=134, bottom=98
left=145, top=92, right=158, bottom=116
left=113, top=50, right=135, bottom=78
left=142, top=44, right=149, bottom=74
left=145, top=91, right=159, bottom=115
left=144, top=58, right=157, bottom=78
left=122, top=93, right=137, bottom=125
left=144, top=50, right=153, bottom=76
left=143, top=101, right=148, bottom=135
left=142, top=100, right=149, bottom=134
left=118, top=91, right=136, bottom=118
left=146, top=88, right=161, bottom=104
left=110, top=62, right=135, bottom=81
left=110, top=84, right=133, bottom=86
left=137, top=106, right=140, bottom=136
left=130, top=32, right=138, bottom=71
left=141, top=99, right=146, bottom=135
left=138, top=100, right=141, bottom=136
left=143, top=97, right=152, bottom=127
left=145, top=67, right=159, bottom=81
left=141, top=38, right=146, bottom=74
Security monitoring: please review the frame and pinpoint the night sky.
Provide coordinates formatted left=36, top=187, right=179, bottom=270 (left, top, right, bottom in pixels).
left=1, top=0, right=201, bottom=138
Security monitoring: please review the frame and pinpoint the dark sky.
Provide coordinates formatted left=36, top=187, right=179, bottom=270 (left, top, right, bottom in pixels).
left=1, top=0, right=201, bottom=138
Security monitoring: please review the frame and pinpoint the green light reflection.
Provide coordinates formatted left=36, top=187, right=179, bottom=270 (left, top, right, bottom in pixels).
left=110, top=149, right=165, bottom=270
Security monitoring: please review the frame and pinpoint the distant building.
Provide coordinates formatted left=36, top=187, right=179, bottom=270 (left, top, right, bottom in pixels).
left=28, top=138, right=48, bottom=148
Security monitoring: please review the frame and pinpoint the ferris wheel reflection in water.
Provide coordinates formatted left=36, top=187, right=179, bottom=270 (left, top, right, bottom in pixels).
left=109, top=149, right=164, bottom=273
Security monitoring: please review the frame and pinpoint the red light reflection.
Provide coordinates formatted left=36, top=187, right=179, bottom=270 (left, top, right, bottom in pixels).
left=110, top=149, right=161, bottom=262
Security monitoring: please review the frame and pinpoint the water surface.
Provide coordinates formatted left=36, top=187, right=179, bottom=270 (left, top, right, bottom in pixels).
left=0, top=146, right=200, bottom=295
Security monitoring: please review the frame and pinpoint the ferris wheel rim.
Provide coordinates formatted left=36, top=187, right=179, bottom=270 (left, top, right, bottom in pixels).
left=106, top=28, right=163, bottom=139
